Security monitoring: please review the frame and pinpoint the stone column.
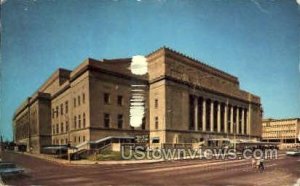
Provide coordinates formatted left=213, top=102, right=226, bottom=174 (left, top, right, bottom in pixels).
left=236, top=107, right=240, bottom=134
left=202, top=99, right=206, bottom=132
left=230, top=106, right=234, bottom=133
left=210, top=101, right=214, bottom=132
left=224, top=104, right=228, bottom=133
left=246, top=109, right=250, bottom=135
left=241, top=109, right=245, bottom=135
left=217, top=102, right=221, bottom=133
left=194, top=97, right=198, bottom=131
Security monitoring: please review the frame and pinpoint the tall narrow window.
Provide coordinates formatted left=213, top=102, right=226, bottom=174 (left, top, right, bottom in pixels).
left=155, top=117, right=159, bottom=129
left=52, top=109, right=55, bottom=118
left=118, top=114, right=123, bottom=129
left=66, top=121, right=69, bottom=131
left=78, top=96, right=81, bottom=106
left=83, top=113, right=86, bottom=128
left=65, top=101, right=68, bottom=114
left=82, top=93, right=85, bottom=104
left=155, top=99, right=158, bottom=108
left=78, top=136, right=81, bottom=143
left=61, top=122, right=64, bottom=133
left=56, top=106, right=59, bottom=117
left=117, top=95, right=123, bottom=106
left=104, top=93, right=110, bottom=104
left=74, top=116, right=77, bottom=129
left=104, top=113, right=110, bottom=128
left=60, top=104, right=63, bottom=115
left=78, top=115, right=81, bottom=128
left=83, top=136, right=86, bottom=142
left=52, top=125, right=55, bottom=134
left=142, top=117, right=146, bottom=130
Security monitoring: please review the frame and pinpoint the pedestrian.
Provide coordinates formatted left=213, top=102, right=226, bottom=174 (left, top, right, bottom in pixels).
left=259, top=158, right=264, bottom=173
left=251, top=157, right=256, bottom=168
left=256, top=157, right=260, bottom=170
left=256, top=157, right=264, bottom=173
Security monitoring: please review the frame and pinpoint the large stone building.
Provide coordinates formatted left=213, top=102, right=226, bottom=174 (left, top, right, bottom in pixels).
left=262, top=118, right=300, bottom=143
left=13, top=47, right=262, bottom=153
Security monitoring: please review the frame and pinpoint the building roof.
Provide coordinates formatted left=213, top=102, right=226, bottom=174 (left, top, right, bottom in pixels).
left=263, top=118, right=300, bottom=122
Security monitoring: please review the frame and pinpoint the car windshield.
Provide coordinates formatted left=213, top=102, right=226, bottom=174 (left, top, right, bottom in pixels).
left=0, top=163, right=17, bottom=169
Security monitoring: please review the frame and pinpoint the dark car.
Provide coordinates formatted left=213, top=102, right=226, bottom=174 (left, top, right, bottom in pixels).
left=0, top=162, right=25, bottom=177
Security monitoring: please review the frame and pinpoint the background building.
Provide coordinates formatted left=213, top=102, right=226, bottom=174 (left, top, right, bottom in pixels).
left=13, top=47, right=262, bottom=153
left=262, top=118, right=300, bottom=144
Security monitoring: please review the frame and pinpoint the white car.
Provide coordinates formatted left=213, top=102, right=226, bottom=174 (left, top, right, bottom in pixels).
left=286, top=149, right=300, bottom=156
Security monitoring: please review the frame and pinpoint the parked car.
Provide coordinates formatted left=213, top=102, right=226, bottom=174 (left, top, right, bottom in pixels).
left=0, top=162, right=25, bottom=177
left=286, top=149, right=300, bottom=156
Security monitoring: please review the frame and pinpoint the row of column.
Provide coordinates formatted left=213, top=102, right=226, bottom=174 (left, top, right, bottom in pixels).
left=191, top=96, right=249, bottom=135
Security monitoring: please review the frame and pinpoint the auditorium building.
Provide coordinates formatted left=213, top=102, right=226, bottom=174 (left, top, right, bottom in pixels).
left=13, top=47, right=262, bottom=153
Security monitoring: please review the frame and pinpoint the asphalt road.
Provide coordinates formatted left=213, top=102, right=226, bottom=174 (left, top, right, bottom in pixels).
left=1, top=151, right=300, bottom=185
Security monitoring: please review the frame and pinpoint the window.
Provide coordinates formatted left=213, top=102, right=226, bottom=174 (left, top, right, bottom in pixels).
left=142, top=117, right=146, bottom=130
left=78, top=115, right=81, bottom=128
left=61, top=122, right=64, bottom=133
left=61, top=139, right=64, bottom=145
left=66, top=121, right=69, bottom=131
left=65, top=138, right=68, bottom=144
left=52, top=125, right=55, bottom=134
left=155, top=99, right=158, bottom=108
left=83, top=93, right=85, bottom=104
left=52, top=109, right=55, bottom=119
left=78, top=136, right=81, bottom=143
left=65, top=101, right=68, bottom=114
left=78, top=95, right=81, bottom=106
left=152, top=138, right=160, bottom=143
left=117, top=95, right=123, bottom=106
left=83, top=136, right=86, bottom=142
left=74, top=98, right=76, bottom=107
left=118, top=114, right=123, bottom=129
left=155, top=117, right=159, bottom=129
left=104, top=93, right=110, bottom=104
left=56, top=106, right=59, bottom=117
left=104, top=113, right=110, bottom=128
left=74, top=116, right=77, bottom=129
left=56, top=124, right=59, bottom=134
left=83, top=113, right=86, bottom=128
left=60, top=104, right=63, bottom=115
left=52, top=139, right=55, bottom=145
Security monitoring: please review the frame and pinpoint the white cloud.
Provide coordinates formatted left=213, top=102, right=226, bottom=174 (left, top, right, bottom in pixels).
left=0, top=0, right=7, bottom=5
left=129, top=56, right=148, bottom=127
left=297, top=0, right=300, bottom=5
left=130, top=55, right=148, bottom=75
left=251, top=0, right=269, bottom=14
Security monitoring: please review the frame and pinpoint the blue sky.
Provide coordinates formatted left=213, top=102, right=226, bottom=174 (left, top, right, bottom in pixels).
left=1, top=0, right=299, bottom=140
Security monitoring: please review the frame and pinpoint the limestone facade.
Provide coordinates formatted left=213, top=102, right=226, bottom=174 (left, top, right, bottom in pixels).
left=13, top=47, right=262, bottom=152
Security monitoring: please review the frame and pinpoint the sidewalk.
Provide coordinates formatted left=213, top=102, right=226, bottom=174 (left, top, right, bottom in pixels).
left=20, top=152, right=164, bottom=165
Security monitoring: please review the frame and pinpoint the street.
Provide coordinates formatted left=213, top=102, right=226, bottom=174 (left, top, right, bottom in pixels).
left=1, top=151, right=300, bottom=185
